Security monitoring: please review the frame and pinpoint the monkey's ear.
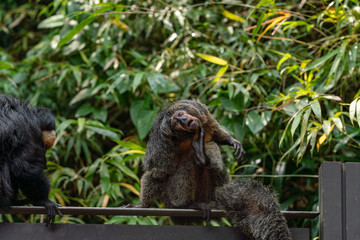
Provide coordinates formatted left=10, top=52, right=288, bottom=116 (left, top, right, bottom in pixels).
left=43, top=130, right=56, bottom=149
left=191, top=127, right=206, bottom=165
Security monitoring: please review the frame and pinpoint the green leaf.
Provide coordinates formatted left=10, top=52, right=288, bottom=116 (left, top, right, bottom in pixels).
left=106, top=73, right=126, bottom=95
left=332, top=117, right=343, bottom=131
left=77, top=117, right=86, bottom=133
left=310, top=129, right=318, bottom=155
left=277, top=53, right=291, bottom=70
left=328, top=40, right=349, bottom=83
left=291, top=109, right=303, bottom=136
left=130, top=100, right=159, bottom=140
left=70, top=89, right=92, bottom=105
left=310, top=100, right=321, bottom=121
left=304, top=48, right=339, bottom=71
left=213, top=65, right=228, bottom=82
left=323, top=120, right=331, bottom=136
left=222, top=10, right=245, bottom=22
left=132, top=72, right=144, bottom=92
left=57, top=16, right=96, bottom=48
left=220, top=95, right=244, bottom=112
left=349, top=43, right=358, bottom=75
left=349, top=98, right=358, bottom=125
left=356, top=99, right=360, bottom=127
left=299, top=108, right=311, bottom=143
left=86, top=125, right=120, bottom=140
left=0, top=61, right=14, bottom=70
left=256, top=0, right=275, bottom=8
left=196, top=53, right=228, bottom=65
left=38, top=15, right=65, bottom=29
left=146, top=73, right=179, bottom=95
left=245, top=110, right=269, bottom=134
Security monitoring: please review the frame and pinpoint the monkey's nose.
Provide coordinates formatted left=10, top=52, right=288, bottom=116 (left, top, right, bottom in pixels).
left=175, top=116, right=188, bottom=123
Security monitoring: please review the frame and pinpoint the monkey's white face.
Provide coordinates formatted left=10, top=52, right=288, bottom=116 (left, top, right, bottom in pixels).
left=42, top=130, right=56, bottom=149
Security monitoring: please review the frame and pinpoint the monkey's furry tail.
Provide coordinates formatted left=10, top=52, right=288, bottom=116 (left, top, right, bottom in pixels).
left=215, top=178, right=292, bottom=240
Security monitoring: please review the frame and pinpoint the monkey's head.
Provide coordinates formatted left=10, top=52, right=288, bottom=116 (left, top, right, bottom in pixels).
left=36, top=108, right=56, bottom=150
left=170, top=110, right=201, bottom=133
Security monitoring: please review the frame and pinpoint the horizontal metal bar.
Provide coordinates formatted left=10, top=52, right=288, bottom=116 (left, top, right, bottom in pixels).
left=0, top=206, right=319, bottom=219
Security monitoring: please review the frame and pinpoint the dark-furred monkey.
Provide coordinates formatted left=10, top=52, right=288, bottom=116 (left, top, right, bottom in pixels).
left=139, top=100, right=291, bottom=240
left=0, top=95, right=62, bottom=226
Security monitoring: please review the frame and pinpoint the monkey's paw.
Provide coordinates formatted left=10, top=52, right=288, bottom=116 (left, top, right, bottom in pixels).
left=229, top=139, right=245, bottom=161
left=189, top=203, right=212, bottom=222
left=37, top=200, right=62, bottom=227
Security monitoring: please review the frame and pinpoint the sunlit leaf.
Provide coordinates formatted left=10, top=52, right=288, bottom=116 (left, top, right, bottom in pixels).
left=120, top=183, right=140, bottom=196
left=356, top=99, right=360, bottom=127
left=332, top=117, right=343, bottom=131
left=349, top=98, right=358, bottom=125
left=222, top=10, right=245, bottom=22
left=310, top=100, right=321, bottom=121
left=213, top=65, right=229, bottom=82
left=322, top=120, right=331, bottom=136
left=277, top=53, right=291, bottom=70
left=38, top=15, right=65, bottom=29
left=196, top=53, right=228, bottom=65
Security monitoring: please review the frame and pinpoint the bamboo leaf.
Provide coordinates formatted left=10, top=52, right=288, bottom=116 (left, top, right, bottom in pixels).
left=310, top=100, right=322, bottom=121
left=196, top=53, right=228, bottom=65
left=356, top=99, right=360, bottom=127
left=349, top=43, right=358, bottom=75
left=222, top=10, right=245, bottom=22
left=349, top=98, right=358, bottom=125
left=213, top=65, right=229, bottom=82
left=57, top=16, right=96, bottom=48
left=277, top=53, right=292, bottom=70
left=332, top=117, right=343, bottom=131
left=304, top=49, right=339, bottom=71
left=322, top=120, right=331, bottom=136
left=299, top=108, right=311, bottom=143
left=291, top=109, right=303, bottom=136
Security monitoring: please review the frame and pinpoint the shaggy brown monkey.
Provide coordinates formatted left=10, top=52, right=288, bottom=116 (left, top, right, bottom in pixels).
left=139, top=100, right=291, bottom=240
left=0, top=95, right=62, bottom=226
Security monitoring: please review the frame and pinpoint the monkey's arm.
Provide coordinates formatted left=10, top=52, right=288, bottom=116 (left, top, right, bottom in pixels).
left=209, top=116, right=245, bottom=161
left=17, top=170, right=62, bottom=226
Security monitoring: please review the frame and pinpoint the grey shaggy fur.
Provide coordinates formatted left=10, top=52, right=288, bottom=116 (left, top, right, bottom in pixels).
left=140, top=100, right=291, bottom=240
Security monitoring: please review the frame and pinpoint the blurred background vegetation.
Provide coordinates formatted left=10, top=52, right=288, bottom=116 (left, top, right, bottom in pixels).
left=1, top=0, right=360, bottom=238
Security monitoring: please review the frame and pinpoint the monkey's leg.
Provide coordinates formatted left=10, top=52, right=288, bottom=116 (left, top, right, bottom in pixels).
left=138, top=171, right=164, bottom=208
left=18, top=171, right=62, bottom=226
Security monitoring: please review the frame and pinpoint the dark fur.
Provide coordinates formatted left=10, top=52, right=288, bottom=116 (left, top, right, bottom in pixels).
left=140, top=100, right=291, bottom=240
left=0, top=95, right=61, bottom=225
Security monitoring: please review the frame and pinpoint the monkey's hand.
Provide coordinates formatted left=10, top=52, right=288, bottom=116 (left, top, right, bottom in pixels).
left=188, top=203, right=212, bottom=222
left=36, top=200, right=62, bottom=226
left=228, top=138, right=245, bottom=161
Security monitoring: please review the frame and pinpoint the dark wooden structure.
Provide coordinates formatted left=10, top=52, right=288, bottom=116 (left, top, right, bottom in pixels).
left=319, top=162, right=360, bottom=240
left=0, top=207, right=314, bottom=240
left=1, top=162, right=359, bottom=240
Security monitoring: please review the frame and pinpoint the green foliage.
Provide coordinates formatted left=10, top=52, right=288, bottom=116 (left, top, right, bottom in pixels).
left=2, top=0, right=360, bottom=236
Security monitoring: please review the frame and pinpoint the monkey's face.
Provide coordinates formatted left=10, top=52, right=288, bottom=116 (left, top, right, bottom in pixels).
left=170, top=110, right=200, bottom=133
left=42, top=130, right=56, bottom=149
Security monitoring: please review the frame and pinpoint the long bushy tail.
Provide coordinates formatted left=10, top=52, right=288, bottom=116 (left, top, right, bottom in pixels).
left=215, top=178, right=291, bottom=240
left=0, top=160, right=13, bottom=209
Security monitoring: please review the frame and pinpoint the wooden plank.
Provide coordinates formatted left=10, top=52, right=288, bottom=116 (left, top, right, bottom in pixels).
left=319, top=162, right=343, bottom=240
left=344, top=162, right=360, bottom=239
left=0, top=223, right=308, bottom=240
